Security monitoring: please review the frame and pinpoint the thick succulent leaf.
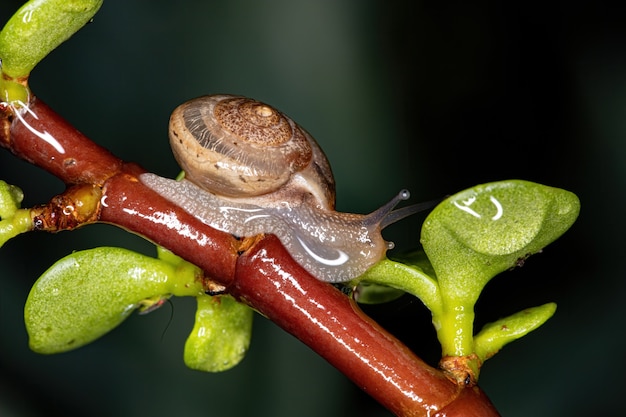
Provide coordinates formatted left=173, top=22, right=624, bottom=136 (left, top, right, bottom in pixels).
left=0, top=0, right=103, bottom=78
left=421, top=180, right=580, bottom=304
left=474, top=303, right=557, bottom=362
left=358, top=258, right=441, bottom=313
left=25, top=247, right=202, bottom=354
left=184, top=295, right=253, bottom=372
left=0, top=180, right=31, bottom=247
left=0, top=180, right=23, bottom=218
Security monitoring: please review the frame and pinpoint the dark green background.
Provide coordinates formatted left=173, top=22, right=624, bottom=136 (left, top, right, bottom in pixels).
left=1, top=1, right=623, bottom=416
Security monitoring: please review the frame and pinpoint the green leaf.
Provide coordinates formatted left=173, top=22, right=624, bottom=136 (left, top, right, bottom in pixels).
left=184, top=295, right=253, bottom=372
left=474, top=303, right=557, bottom=362
left=353, top=281, right=406, bottom=305
left=0, top=180, right=23, bottom=219
left=0, top=0, right=103, bottom=78
left=0, top=180, right=31, bottom=247
left=358, top=257, right=441, bottom=313
left=25, top=247, right=203, bottom=354
left=420, top=180, right=578, bottom=358
left=421, top=180, right=580, bottom=305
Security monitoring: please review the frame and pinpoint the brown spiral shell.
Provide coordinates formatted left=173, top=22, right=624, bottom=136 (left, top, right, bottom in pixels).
left=168, top=95, right=334, bottom=208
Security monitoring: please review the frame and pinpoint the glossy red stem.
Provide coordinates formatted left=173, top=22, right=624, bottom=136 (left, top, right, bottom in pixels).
left=0, top=97, right=500, bottom=416
left=99, top=172, right=239, bottom=282
left=1, top=98, right=239, bottom=280
left=5, top=97, right=122, bottom=186
left=233, top=235, right=472, bottom=416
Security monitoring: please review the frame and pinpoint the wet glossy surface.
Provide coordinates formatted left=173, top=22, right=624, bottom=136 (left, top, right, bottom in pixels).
left=99, top=173, right=239, bottom=284
left=231, top=235, right=480, bottom=416
left=9, top=98, right=122, bottom=185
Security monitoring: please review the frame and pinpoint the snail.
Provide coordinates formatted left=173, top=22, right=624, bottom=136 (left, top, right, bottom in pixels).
left=140, top=95, right=430, bottom=282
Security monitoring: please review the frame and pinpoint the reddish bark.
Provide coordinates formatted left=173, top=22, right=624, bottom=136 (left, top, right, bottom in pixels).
left=99, top=171, right=240, bottom=282
left=433, top=386, right=501, bottom=417
left=4, top=97, right=122, bottom=186
left=0, top=97, right=500, bottom=416
left=232, top=234, right=465, bottom=416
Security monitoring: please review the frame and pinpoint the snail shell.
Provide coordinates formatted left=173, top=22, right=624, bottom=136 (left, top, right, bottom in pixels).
left=169, top=95, right=335, bottom=209
left=141, top=95, right=425, bottom=282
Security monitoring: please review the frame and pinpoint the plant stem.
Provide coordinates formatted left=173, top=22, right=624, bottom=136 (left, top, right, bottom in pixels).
left=0, top=96, right=500, bottom=416
left=434, top=302, right=476, bottom=358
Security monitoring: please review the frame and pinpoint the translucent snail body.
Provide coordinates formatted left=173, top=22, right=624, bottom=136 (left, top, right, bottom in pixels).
left=141, top=95, right=425, bottom=282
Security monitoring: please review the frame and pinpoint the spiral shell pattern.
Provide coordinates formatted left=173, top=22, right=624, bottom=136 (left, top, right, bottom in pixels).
left=169, top=95, right=315, bottom=197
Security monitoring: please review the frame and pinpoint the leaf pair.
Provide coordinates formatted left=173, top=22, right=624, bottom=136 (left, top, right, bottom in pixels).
left=358, top=180, right=579, bottom=381
left=24, top=246, right=253, bottom=372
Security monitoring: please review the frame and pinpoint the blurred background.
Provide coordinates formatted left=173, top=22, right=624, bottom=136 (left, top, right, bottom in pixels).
left=0, top=1, right=623, bottom=416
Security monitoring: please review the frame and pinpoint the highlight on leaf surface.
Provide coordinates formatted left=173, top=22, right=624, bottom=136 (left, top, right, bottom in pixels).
left=422, top=180, right=578, bottom=362
left=421, top=179, right=580, bottom=304
left=357, top=180, right=579, bottom=381
left=25, top=247, right=203, bottom=354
